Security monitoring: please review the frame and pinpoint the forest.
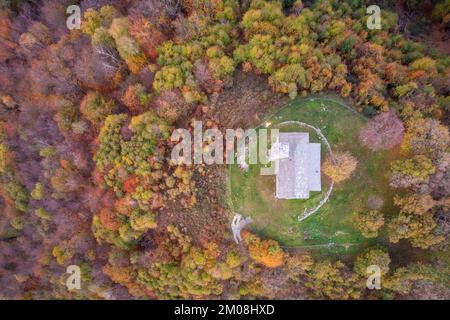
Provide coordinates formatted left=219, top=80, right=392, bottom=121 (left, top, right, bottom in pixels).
left=0, top=0, right=449, bottom=300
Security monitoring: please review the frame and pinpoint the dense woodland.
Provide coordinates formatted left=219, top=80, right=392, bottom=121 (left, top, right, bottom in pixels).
left=0, top=0, right=449, bottom=299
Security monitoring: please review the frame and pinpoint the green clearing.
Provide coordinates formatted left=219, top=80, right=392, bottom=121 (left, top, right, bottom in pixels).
left=228, top=96, right=400, bottom=258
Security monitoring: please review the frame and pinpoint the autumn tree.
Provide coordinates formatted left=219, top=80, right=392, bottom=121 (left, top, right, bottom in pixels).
left=121, top=83, right=152, bottom=115
left=234, top=34, right=278, bottom=74
left=98, top=207, right=120, bottom=231
left=0, top=123, right=11, bottom=174
left=387, top=192, right=443, bottom=249
left=354, top=210, right=385, bottom=238
left=152, top=89, right=188, bottom=123
left=354, top=248, right=390, bottom=277
left=409, top=57, right=437, bottom=81
left=305, top=261, right=360, bottom=300
left=389, top=155, right=436, bottom=189
left=191, top=60, right=214, bottom=93
left=387, top=210, right=444, bottom=249
left=152, top=2, right=238, bottom=102
left=242, top=230, right=284, bottom=268
left=81, top=5, right=118, bottom=36
left=402, top=118, right=449, bottom=159
left=80, top=91, right=116, bottom=126
left=432, top=0, right=450, bottom=25
left=52, top=241, right=74, bottom=265
left=285, top=252, right=314, bottom=281
left=322, top=151, right=358, bottom=183
left=109, top=17, right=148, bottom=74
left=135, top=225, right=226, bottom=299
left=4, top=180, right=28, bottom=213
left=19, top=22, right=53, bottom=57
left=359, top=110, right=404, bottom=151
left=394, top=194, right=436, bottom=215
left=206, top=46, right=235, bottom=81
left=53, top=98, right=81, bottom=134
left=31, top=182, right=44, bottom=200
left=384, top=263, right=437, bottom=296
left=240, top=0, right=284, bottom=39
left=0, top=11, right=15, bottom=63
left=50, top=161, right=83, bottom=198
left=128, top=15, right=166, bottom=61
left=269, top=64, right=306, bottom=99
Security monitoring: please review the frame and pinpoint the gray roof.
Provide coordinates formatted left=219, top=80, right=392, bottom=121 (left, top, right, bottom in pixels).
left=275, top=132, right=321, bottom=199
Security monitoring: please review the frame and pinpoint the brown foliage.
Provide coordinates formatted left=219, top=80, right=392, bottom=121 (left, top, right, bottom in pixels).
left=128, top=15, right=166, bottom=61
left=0, top=11, right=16, bottom=63
left=115, top=197, right=135, bottom=217
left=121, top=84, right=148, bottom=115
left=102, top=264, right=135, bottom=285
left=152, top=89, right=189, bottom=123
left=99, top=208, right=120, bottom=231
left=193, top=60, right=216, bottom=94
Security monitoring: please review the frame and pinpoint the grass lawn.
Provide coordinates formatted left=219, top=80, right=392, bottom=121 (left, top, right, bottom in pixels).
left=228, top=96, right=400, bottom=258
